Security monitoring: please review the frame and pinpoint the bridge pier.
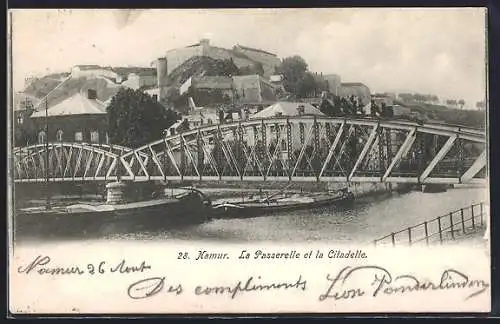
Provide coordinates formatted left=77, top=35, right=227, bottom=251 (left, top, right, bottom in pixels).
left=105, top=181, right=165, bottom=204
left=106, top=181, right=127, bottom=205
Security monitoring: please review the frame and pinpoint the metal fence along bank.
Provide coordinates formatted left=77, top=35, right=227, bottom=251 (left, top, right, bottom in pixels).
left=374, top=202, right=488, bottom=246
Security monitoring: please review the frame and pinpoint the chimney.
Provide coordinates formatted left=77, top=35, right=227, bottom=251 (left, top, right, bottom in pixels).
left=200, top=38, right=210, bottom=56
left=200, top=38, right=210, bottom=47
left=157, top=57, right=168, bottom=103
left=87, top=89, right=97, bottom=100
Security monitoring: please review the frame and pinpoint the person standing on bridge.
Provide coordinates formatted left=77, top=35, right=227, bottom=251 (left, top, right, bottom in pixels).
left=370, top=100, right=380, bottom=118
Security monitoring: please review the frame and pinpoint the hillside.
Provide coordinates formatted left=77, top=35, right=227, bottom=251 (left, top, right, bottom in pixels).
left=23, top=76, right=122, bottom=109
left=167, top=56, right=241, bottom=90
left=21, top=56, right=247, bottom=110
left=394, top=100, right=486, bottom=129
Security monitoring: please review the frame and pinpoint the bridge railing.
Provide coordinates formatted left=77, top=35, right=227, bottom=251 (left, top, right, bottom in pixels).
left=373, top=202, right=488, bottom=247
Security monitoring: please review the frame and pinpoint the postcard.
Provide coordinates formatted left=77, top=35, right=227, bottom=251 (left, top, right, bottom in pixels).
left=8, top=8, right=490, bottom=314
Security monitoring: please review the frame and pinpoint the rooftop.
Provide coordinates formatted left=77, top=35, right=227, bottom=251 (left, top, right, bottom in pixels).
left=73, top=65, right=157, bottom=78
left=193, top=76, right=233, bottom=89
left=111, top=67, right=157, bottom=77
left=234, top=44, right=277, bottom=57
left=341, top=82, right=368, bottom=87
left=31, top=91, right=106, bottom=118
left=250, top=101, right=324, bottom=119
left=74, top=64, right=102, bottom=70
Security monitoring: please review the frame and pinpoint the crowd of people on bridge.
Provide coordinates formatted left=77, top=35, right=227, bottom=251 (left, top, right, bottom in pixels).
left=319, top=93, right=394, bottom=119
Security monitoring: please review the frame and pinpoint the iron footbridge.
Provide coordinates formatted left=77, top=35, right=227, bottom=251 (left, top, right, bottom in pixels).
left=13, top=116, right=487, bottom=185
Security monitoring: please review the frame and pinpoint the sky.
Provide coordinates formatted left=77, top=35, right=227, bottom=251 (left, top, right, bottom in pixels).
left=10, top=8, right=487, bottom=108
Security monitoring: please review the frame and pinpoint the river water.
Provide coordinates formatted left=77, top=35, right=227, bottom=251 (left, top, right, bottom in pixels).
left=13, top=186, right=487, bottom=245
left=116, top=187, right=486, bottom=244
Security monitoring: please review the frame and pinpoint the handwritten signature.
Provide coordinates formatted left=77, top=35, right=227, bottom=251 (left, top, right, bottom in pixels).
left=318, top=265, right=489, bottom=301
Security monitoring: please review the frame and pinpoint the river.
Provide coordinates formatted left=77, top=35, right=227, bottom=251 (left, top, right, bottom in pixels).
left=12, top=186, right=487, bottom=245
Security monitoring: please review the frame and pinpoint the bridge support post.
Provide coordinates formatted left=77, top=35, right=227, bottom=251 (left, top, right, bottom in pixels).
left=106, top=181, right=127, bottom=205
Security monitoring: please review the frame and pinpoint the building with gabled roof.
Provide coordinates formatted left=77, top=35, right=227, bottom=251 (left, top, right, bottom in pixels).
left=31, top=91, right=106, bottom=118
left=250, top=101, right=324, bottom=119
left=232, top=44, right=281, bottom=77
left=246, top=102, right=325, bottom=155
left=232, top=74, right=277, bottom=104
left=30, top=89, right=108, bottom=144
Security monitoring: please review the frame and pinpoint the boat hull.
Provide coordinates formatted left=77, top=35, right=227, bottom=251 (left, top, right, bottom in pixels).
left=209, top=194, right=354, bottom=220
left=14, top=193, right=209, bottom=239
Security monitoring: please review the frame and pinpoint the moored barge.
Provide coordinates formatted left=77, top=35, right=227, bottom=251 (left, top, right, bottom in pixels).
left=209, top=189, right=354, bottom=219
left=15, top=188, right=211, bottom=238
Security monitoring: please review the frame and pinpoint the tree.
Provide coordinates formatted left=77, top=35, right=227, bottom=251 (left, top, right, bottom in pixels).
left=458, top=99, right=465, bottom=110
left=295, top=72, right=318, bottom=98
left=212, top=58, right=240, bottom=77
left=107, top=88, right=180, bottom=148
left=275, top=56, right=326, bottom=98
left=275, top=56, right=308, bottom=95
left=254, top=62, right=265, bottom=76
left=398, top=93, right=414, bottom=102
left=238, top=62, right=264, bottom=76
left=446, top=99, right=457, bottom=107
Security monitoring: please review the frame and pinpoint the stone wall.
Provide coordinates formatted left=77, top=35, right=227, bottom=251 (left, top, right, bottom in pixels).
left=165, top=46, right=204, bottom=75
left=233, top=46, right=281, bottom=77
left=122, top=74, right=157, bottom=90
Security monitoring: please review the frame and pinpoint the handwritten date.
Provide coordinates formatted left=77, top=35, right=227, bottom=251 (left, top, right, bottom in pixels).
left=17, top=255, right=151, bottom=276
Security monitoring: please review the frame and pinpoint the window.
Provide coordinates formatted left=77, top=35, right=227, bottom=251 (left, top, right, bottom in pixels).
left=207, top=119, right=213, bottom=125
left=38, top=131, right=46, bottom=144
left=91, top=130, right=99, bottom=143
left=75, top=131, right=83, bottom=142
left=17, top=115, right=23, bottom=125
left=56, top=129, right=64, bottom=142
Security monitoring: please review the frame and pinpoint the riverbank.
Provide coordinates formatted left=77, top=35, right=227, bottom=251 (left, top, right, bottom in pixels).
left=445, top=227, right=489, bottom=249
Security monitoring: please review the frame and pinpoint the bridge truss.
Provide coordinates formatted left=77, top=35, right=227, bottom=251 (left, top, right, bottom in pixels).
left=13, top=116, right=487, bottom=185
